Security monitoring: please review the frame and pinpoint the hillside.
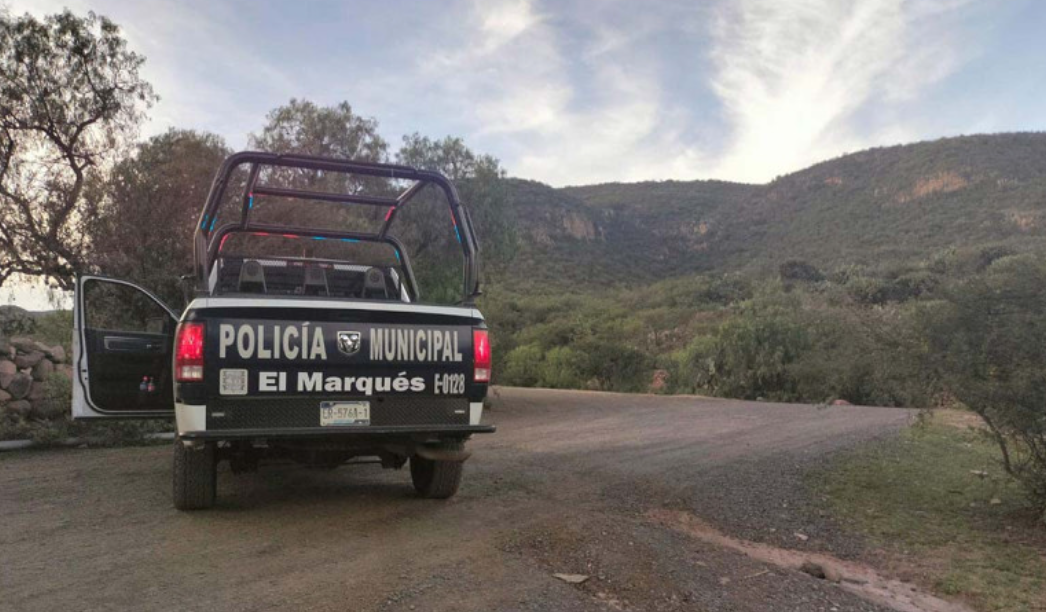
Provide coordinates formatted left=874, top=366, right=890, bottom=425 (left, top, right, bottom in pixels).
left=496, top=133, right=1046, bottom=287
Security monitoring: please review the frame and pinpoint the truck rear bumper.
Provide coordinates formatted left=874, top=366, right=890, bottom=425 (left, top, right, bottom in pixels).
left=176, top=399, right=488, bottom=435
left=178, top=424, right=495, bottom=441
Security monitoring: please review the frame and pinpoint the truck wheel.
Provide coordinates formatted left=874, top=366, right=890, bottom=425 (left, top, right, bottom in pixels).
left=410, top=443, right=464, bottom=499
left=173, top=439, right=217, bottom=510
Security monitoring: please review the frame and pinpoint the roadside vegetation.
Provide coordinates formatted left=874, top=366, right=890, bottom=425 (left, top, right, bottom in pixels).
left=485, top=247, right=1046, bottom=517
left=814, top=416, right=1046, bottom=611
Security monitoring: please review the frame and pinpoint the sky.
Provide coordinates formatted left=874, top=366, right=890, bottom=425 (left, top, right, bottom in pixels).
left=3, top=0, right=1046, bottom=309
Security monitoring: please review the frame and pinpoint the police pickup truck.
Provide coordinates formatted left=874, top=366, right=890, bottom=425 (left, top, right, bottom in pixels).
left=72, top=152, right=494, bottom=509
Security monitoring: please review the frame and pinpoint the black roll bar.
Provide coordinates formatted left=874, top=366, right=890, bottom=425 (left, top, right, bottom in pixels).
left=193, top=151, right=480, bottom=304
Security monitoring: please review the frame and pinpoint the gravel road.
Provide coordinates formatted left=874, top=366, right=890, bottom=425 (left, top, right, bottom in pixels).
left=0, top=387, right=915, bottom=612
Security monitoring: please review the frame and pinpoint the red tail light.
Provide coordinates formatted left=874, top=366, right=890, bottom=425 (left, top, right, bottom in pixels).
left=175, top=322, right=205, bottom=382
left=473, top=329, right=491, bottom=383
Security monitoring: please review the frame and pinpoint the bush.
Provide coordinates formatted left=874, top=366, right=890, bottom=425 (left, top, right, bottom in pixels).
left=675, top=294, right=810, bottom=400
left=501, top=343, right=544, bottom=387
left=0, top=305, right=36, bottom=336
left=540, top=346, right=587, bottom=389
left=573, top=339, right=649, bottom=392
left=779, top=259, right=824, bottom=283
left=32, top=310, right=73, bottom=354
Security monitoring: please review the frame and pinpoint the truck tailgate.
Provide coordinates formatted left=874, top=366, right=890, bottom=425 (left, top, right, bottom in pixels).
left=181, top=300, right=487, bottom=432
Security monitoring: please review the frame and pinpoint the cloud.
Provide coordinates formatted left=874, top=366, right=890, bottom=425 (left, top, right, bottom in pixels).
left=708, top=0, right=983, bottom=182
left=411, top=0, right=707, bottom=186
left=3, top=0, right=999, bottom=188
left=6, top=0, right=295, bottom=147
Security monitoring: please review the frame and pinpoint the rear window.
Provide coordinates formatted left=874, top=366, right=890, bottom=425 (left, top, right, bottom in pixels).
left=214, top=234, right=408, bottom=301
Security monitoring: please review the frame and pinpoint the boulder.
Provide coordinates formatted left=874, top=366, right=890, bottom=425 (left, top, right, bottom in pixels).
left=32, top=357, right=54, bottom=381
left=0, top=388, right=11, bottom=402
left=14, top=350, right=45, bottom=369
left=7, top=372, right=32, bottom=400
left=45, top=345, right=66, bottom=364
left=9, top=337, right=39, bottom=353
left=28, top=382, right=46, bottom=401
left=2, top=399, right=32, bottom=419
left=0, top=359, right=16, bottom=389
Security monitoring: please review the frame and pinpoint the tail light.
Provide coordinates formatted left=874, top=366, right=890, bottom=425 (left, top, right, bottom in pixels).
left=473, top=328, right=491, bottom=383
left=175, top=322, right=205, bottom=382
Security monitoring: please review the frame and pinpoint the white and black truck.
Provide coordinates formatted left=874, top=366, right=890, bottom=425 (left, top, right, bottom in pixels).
left=71, top=152, right=494, bottom=509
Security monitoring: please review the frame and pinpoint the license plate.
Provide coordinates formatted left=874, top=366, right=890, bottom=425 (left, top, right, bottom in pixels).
left=320, top=401, right=370, bottom=426
left=219, top=369, right=248, bottom=395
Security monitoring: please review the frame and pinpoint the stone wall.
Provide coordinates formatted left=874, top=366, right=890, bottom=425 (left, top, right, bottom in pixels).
left=0, top=336, right=71, bottom=421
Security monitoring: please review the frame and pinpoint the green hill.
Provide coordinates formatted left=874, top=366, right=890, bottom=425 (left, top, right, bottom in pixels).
left=496, top=133, right=1046, bottom=287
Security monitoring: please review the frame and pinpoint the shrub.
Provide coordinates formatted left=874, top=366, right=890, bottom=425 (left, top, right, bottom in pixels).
left=779, top=259, right=824, bottom=283
left=32, top=310, right=73, bottom=354
left=539, top=346, right=587, bottom=389
left=574, top=339, right=649, bottom=392
left=676, top=295, right=810, bottom=400
left=501, top=343, right=544, bottom=387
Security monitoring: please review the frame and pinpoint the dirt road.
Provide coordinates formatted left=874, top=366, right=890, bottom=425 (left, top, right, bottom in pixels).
left=1, top=388, right=916, bottom=612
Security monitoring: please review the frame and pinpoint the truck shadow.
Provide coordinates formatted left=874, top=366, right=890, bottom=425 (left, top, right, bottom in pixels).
left=208, top=461, right=426, bottom=512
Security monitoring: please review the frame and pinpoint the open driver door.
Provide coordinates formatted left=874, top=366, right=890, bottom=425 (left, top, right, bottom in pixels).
left=72, top=275, right=178, bottom=419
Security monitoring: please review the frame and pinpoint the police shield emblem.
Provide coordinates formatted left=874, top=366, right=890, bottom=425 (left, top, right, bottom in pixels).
left=337, top=331, right=362, bottom=356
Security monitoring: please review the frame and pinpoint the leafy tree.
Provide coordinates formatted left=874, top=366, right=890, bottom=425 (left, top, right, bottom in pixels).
left=87, top=129, right=229, bottom=308
left=0, top=10, right=155, bottom=289
left=919, top=255, right=1046, bottom=516
left=396, top=134, right=516, bottom=266
left=249, top=99, right=387, bottom=162
left=248, top=99, right=388, bottom=196
left=242, top=100, right=393, bottom=268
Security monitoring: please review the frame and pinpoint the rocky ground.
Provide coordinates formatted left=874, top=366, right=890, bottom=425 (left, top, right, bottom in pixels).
left=0, top=387, right=929, bottom=612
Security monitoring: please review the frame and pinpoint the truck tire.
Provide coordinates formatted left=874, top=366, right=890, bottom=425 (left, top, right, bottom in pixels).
left=173, top=439, right=217, bottom=510
left=410, top=443, right=464, bottom=499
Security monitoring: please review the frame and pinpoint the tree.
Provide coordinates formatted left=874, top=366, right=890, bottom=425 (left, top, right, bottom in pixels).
left=250, top=99, right=387, bottom=160
left=87, top=129, right=229, bottom=308
left=396, top=134, right=515, bottom=266
left=0, top=10, right=155, bottom=290
left=919, top=255, right=1046, bottom=517
left=245, top=99, right=390, bottom=239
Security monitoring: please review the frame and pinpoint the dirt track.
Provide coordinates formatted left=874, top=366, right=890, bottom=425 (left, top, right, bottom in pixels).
left=0, top=387, right=917, bottom=612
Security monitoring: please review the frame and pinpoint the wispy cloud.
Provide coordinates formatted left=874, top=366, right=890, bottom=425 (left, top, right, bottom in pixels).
left=2, top=0, right=1012, bottom=188
left=6, top=0, right=295, bottom=146
left=708, top=0, right=983, bottom=182
left=412, top=0, right=706, bottom=185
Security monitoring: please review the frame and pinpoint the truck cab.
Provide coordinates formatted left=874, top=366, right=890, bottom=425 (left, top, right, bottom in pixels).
left=72, top=152, right=494, bottom=509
